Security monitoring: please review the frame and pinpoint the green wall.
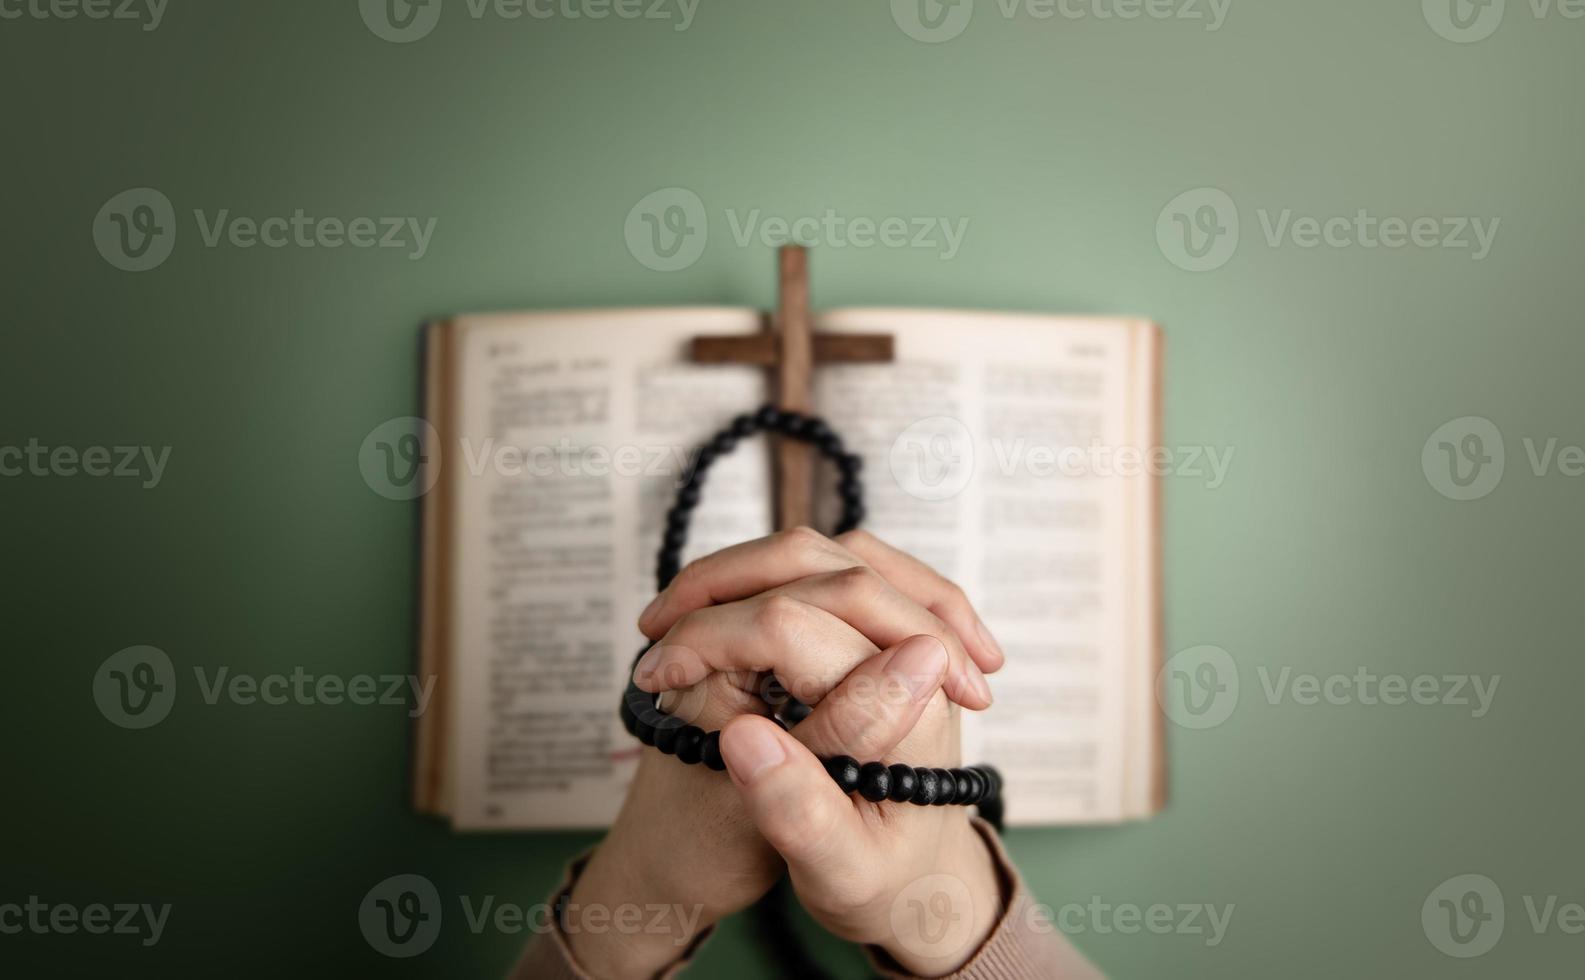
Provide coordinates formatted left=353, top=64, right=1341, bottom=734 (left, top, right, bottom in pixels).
left=4, top=0, right=1582, bottom=976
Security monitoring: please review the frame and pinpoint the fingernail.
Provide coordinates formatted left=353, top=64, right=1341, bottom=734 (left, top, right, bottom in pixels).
left=975, top=616, right=1005, bottom=666
left=633, top=646, right=664, bottom=687
left=887, top=635, right=949, bottom=703
left=722, top=722, right=786, bottom=784
left=638, top=593, right=665, bottom=631
left=969, top=664, right=994, bottom=705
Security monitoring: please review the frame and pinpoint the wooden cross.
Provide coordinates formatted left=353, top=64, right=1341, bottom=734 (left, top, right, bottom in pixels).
left=690, top=246, right=894, bottom=530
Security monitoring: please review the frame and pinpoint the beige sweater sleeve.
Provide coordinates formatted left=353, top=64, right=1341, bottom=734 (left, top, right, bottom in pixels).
left=510, top=818, right=1102, bottom=980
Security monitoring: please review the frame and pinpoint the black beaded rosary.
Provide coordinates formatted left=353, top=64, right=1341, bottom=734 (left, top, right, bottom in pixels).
left=619, top=404, right=1003, bottom=822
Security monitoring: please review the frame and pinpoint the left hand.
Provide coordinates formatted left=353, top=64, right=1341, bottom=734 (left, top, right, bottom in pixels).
left=563, top=529, right=1004, bottom=979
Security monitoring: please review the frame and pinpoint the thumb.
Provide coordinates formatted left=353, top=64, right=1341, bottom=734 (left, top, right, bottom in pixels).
left=719, top=715, right=865, bottom=873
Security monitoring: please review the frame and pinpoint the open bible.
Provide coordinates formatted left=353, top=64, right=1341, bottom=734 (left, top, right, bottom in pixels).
left=414, top=307, right=1163, bottom=829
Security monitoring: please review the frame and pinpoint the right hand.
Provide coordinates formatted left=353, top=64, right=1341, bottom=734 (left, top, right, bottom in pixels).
left=566, top=528, right=1003, bottom=979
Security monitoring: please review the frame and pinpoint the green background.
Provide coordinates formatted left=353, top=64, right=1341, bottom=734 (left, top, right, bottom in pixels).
left=4, top=0, right=1582, bottom=976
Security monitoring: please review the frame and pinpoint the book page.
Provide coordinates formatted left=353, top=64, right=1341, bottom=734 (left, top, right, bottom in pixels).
left=443, top=309, right=771, bottom=830
left=813, top=309, right=1161, bottom=825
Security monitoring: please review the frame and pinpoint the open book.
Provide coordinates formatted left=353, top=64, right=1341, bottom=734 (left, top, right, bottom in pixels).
left=414, top=307, right=1163, bottom=830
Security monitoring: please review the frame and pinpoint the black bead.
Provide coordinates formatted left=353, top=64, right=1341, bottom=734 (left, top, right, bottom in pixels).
left=711, top=432, right=737, bottom=454
left=817, top=432, right=844, bottom=456
left=755, top=405, right=782, bottom=429
left=677, top=486, right=700, bottom=509
left=824, top=756, right=861, bottom=794
left=961, top=768, right=984, bottom=804
left=760, top=675, right=790, bottom=707
left=654, top=716, right=684, bottom=754
left=675, top=726, right=705, bottom=765
left=838, top=453, right=863, bottom=475
left=701, top=731, right=725, bottom=771
left=634, top=709, right=663, bottom=746
left=618, top=697, right=638, bottom=736
left=775, top=412, right=807, bottom=437
left=932, top=768, right=956, bottom=805
left=663, top=528, right=686, bottom=551
left=838, top=479, right=863, bottom=506
left=912, top=767, right=940, bottom=805
left=858, top=762, right=891, bottom=803
left=693, top=447, right=716, bottom=471
left=665, top=507, right=689, bottom=529
left=887, top=764, right=917, bottom=803
left=780, top=698, right=813, bottom=726
left=731, top=414, right=756, bottom=437
left=980, top=766, right=1002, bottom=801
left=843, top=503, right=866, bottom=526
left=954, top=770, right=973, bottom=802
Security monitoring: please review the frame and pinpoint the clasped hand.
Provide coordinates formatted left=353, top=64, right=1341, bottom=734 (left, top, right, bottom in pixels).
left=567, top=528, right=1007, bottom=979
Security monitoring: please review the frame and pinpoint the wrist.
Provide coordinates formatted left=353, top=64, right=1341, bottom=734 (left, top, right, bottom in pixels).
left=879, top=817, right=1004, bottom=977
left=563, top=831, right=717, bottom=980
